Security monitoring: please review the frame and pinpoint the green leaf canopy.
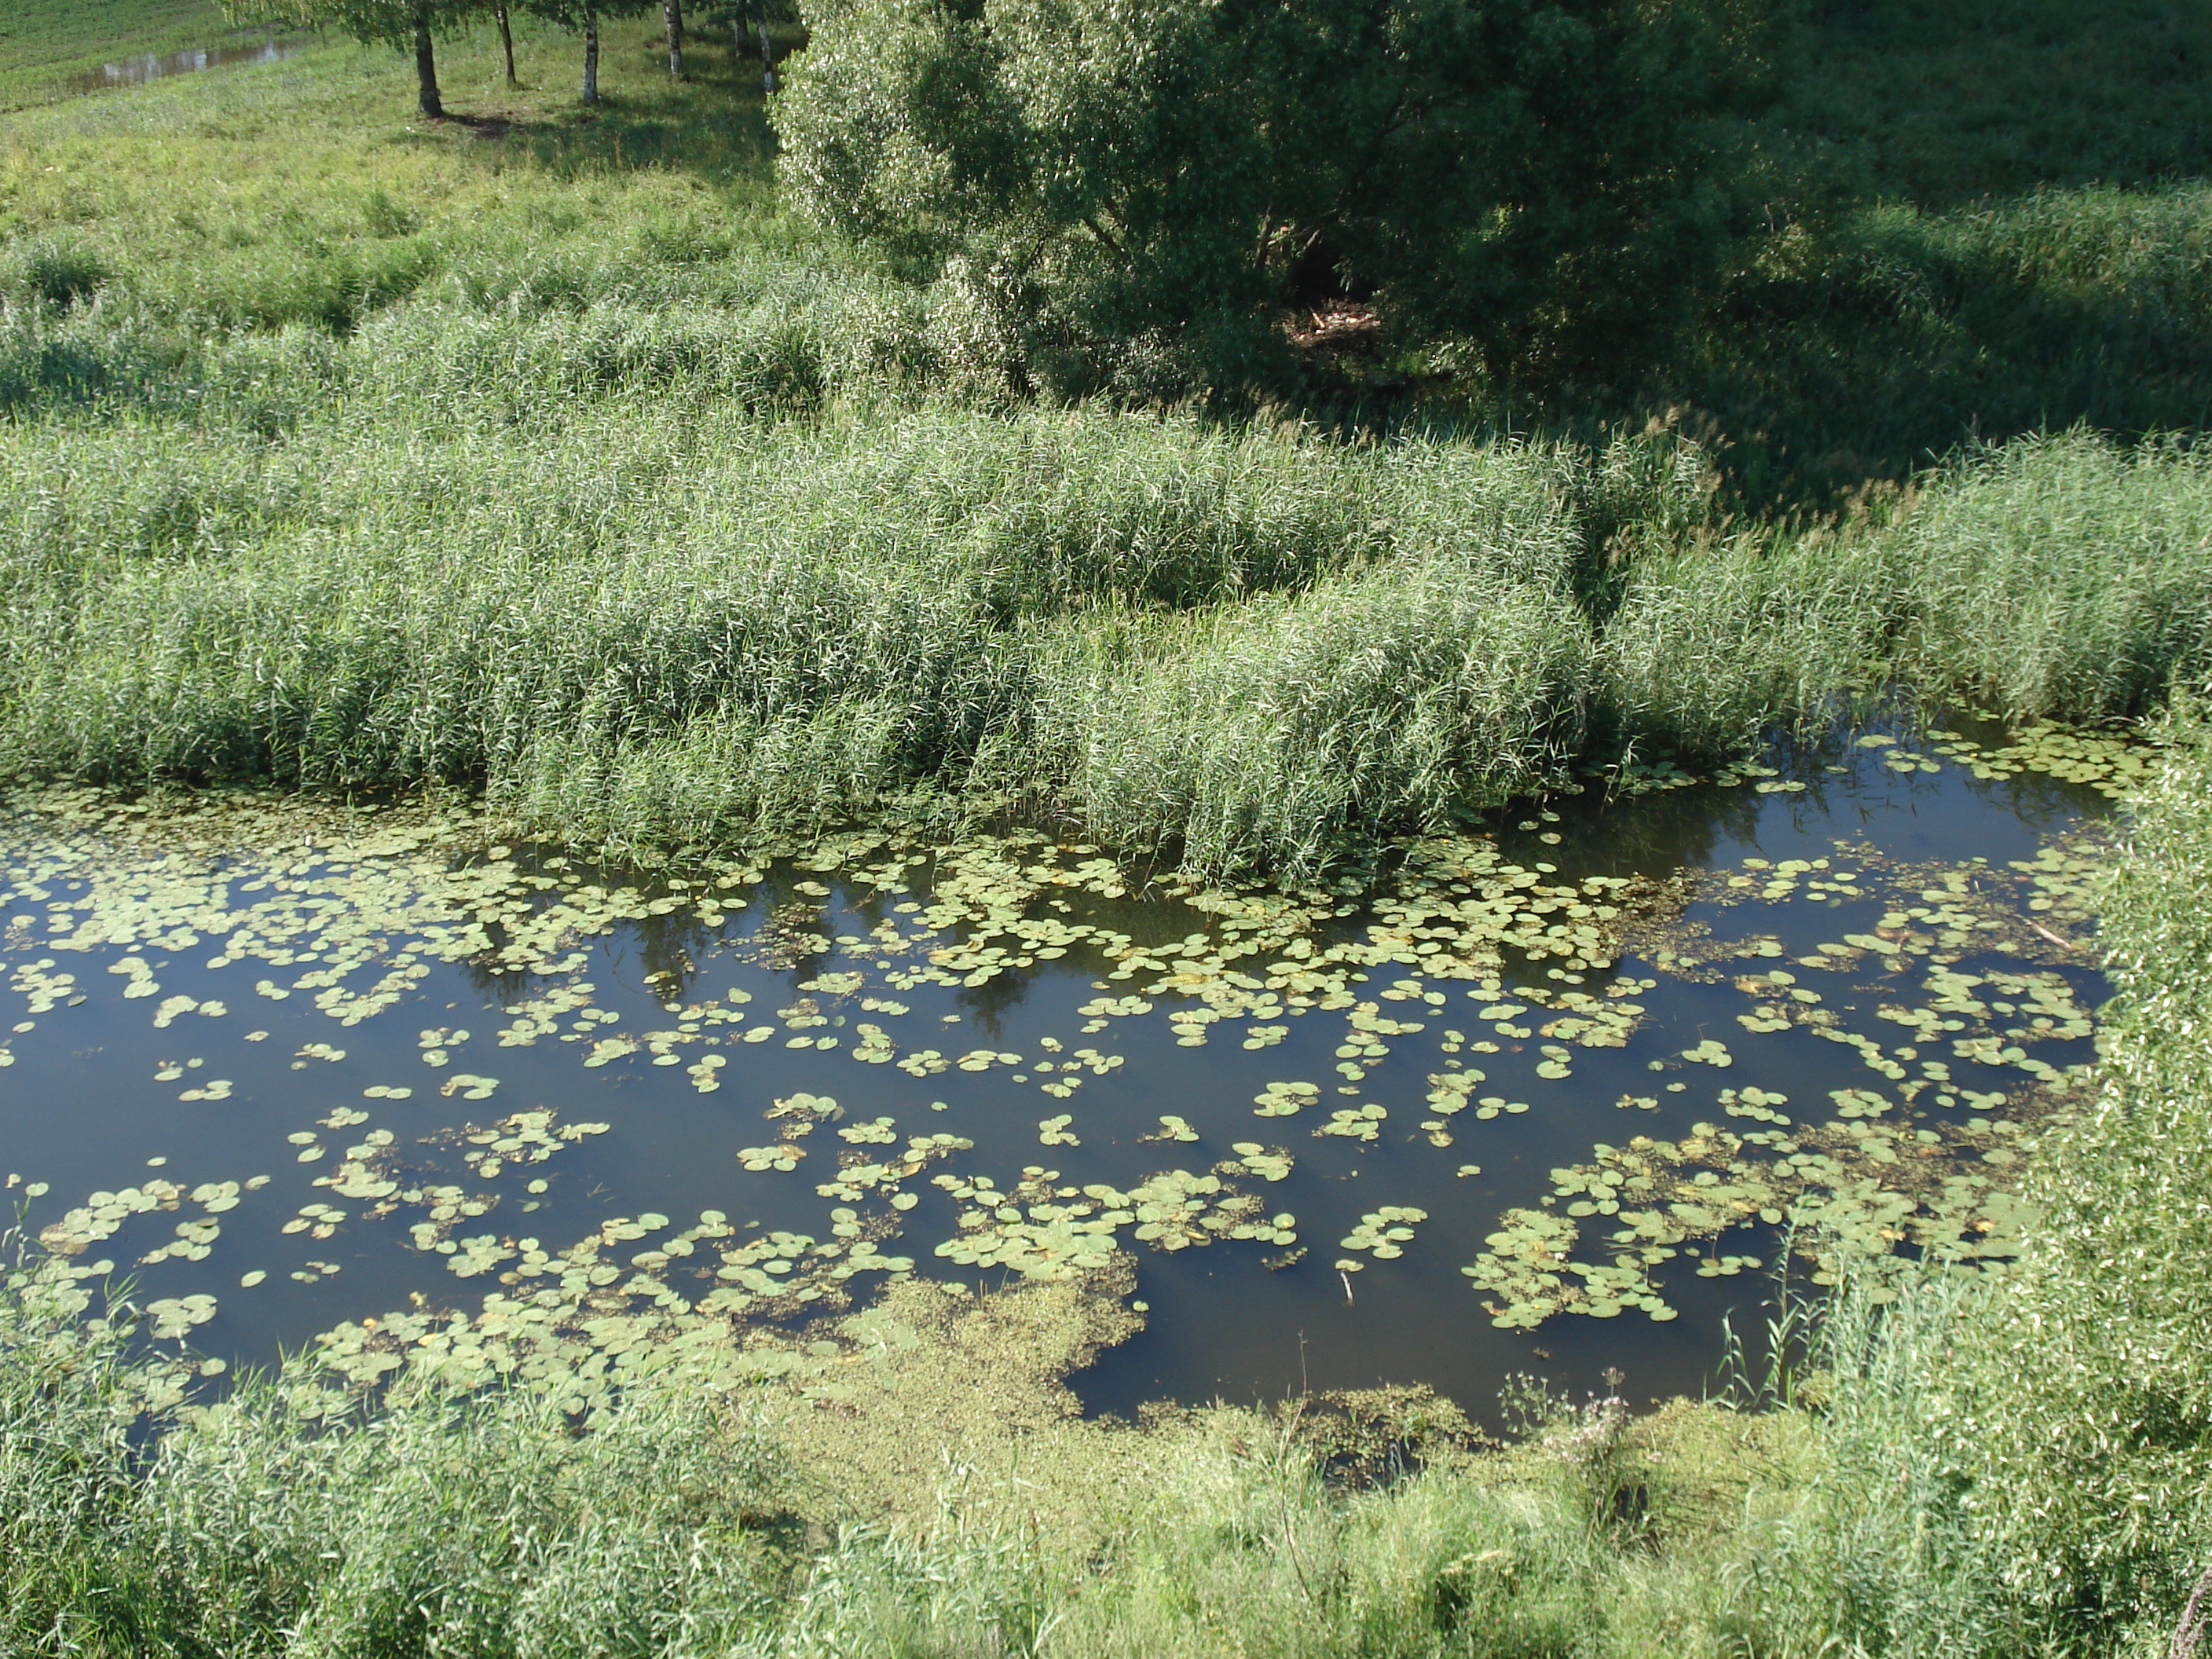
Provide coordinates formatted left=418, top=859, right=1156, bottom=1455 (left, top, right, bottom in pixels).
left=776, top=0, right=1782, bottom=394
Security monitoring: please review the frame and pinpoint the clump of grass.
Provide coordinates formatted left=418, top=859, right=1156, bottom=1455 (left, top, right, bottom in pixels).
left=0, top=1261, right=786, bottom=1656
left=1038, top=560, right=1589, bottom=873
left=1895, top=431, right=2212, bottom=720
left=1592, top=526, right=1901, bottom=756
left=0, top=232, right=112, bottom=310
left=1593, top=430, right=2212, bottom=756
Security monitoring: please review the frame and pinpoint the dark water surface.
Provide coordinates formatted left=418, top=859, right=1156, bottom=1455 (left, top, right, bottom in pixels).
left=0, top=720, right=2119, bottom=1419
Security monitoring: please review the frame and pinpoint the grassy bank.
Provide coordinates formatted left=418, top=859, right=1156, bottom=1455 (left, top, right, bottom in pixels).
left=0, top=0, right=233, bottom=109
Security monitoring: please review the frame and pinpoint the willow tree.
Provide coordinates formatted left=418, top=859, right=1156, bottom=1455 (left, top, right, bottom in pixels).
left=776, top=0, right=1783, bottom=396
left=222, top=0, right=482, bottom=115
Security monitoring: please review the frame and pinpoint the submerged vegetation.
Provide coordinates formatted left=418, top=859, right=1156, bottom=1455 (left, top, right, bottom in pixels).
left=2, top=0, right=2212, bottom=1653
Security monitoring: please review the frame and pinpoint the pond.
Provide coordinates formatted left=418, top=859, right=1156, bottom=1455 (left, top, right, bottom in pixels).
left=0, top=717, right=2130, bottom=1421
left=59, top=36, right=303, bottom=98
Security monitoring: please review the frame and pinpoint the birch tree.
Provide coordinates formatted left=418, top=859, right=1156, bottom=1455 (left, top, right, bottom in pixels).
left=523, top=0, right=653, bottom=102
left=662, top=0, right=685, bottom=75
left=705, top=0, right=786, bottom=93
left=222, top=0, right=480, bottom=117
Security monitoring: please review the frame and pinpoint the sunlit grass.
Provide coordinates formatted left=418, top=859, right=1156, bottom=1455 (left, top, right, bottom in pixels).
left=0, top=13, right=796, bottom=333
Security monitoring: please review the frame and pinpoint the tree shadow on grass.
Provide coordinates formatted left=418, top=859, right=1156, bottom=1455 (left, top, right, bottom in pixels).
left=390, top=30, right=784, bottom=188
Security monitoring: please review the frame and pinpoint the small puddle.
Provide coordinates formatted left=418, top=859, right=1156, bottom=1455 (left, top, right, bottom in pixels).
left=60, top=37, right=303, bottom=97
left=0, top=717, right=2133, bottom=1420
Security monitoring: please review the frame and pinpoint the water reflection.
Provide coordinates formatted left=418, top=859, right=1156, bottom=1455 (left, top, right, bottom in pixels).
left=0, top=718, right=2123, bottom=1427
left=61, top=37, right=303, bottom=97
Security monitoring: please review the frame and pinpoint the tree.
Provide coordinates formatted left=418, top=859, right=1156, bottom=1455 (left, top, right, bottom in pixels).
left=494, top=0, right=518, bottom=83
left=522, top=0, right=654, bottom=101
left=775, top=0, right=1782, bottom=397
left=705, top=0, right=790, bottom=92
left=663, top=0, right=686, bottom=75
left=222, top=0, right=482, bottom=116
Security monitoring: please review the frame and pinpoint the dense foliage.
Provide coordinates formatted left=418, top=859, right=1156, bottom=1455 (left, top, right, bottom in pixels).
left=775, top=0, right=1782, bottom=397
left=1957, top=700, right=2212, bottom=1646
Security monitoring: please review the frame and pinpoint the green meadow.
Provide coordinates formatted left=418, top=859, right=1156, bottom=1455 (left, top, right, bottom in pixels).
left=2, top=0, right=2212, bottom=1653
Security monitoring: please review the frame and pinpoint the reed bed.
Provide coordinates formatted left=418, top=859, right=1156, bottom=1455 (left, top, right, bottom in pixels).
left=0, top=395, right=1624, bottom=873
left=5, top=358, right=2208, bottom=874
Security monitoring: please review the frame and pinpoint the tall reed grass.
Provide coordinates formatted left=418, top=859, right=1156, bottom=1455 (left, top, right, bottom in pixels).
left=5, top=379, right=2210, bottom=873
left=0, top=399, right=1624, bottom=872
left=1894, top=434, right=2212, bottom=720
left=1597, top=429, right=2212, bottom=757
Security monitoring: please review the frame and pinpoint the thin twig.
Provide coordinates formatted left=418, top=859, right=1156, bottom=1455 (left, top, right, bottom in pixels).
left=2027, top=920, right=2083, bottom=951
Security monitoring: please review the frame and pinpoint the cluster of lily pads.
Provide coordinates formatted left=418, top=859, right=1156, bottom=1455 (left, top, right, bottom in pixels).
left=0, top=717, right=2133, bottom=1400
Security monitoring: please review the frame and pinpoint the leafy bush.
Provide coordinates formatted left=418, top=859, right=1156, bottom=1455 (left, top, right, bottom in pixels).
left=775, top=0, right=1784, bottom=396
